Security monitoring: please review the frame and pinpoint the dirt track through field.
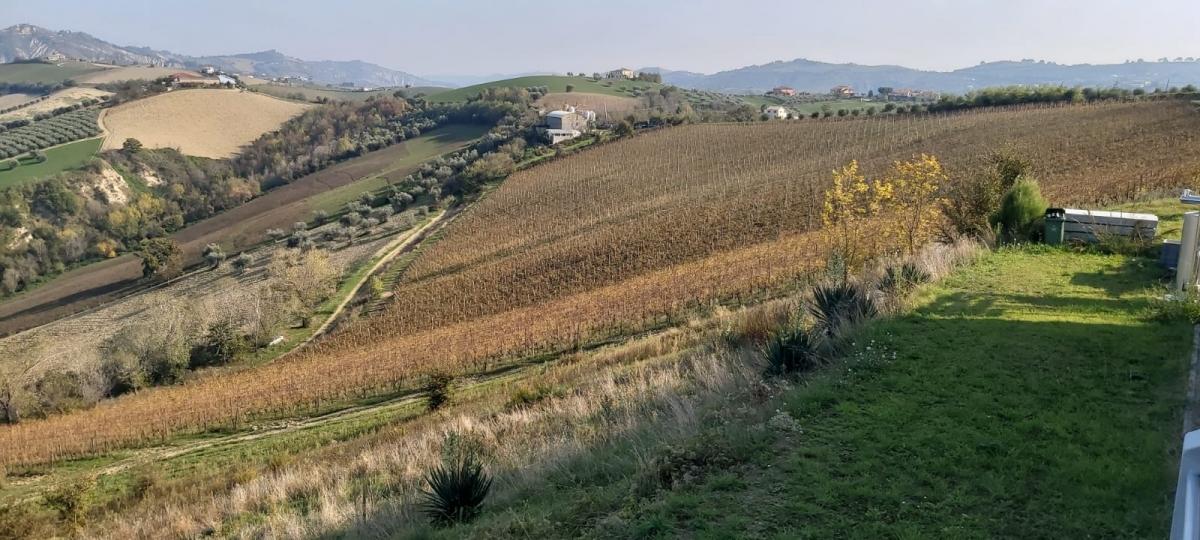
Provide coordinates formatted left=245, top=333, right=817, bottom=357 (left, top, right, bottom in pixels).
left=0, top=128, right=481, bottom=336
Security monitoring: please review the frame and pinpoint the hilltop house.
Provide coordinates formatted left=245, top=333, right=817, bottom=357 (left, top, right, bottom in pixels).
left=769, top=86, right=797, bottom=97
left=606, top=68, right=635, bottom=80
left=541, top=107, right=596, bottom=144
left=831, top=85, right=856, bottom=97
left=764, top=105, right=790, bottom=119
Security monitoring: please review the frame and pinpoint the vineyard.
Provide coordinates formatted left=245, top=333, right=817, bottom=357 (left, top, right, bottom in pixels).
left=0, top=108, right=100, bottom=159
left=2, top=100, right=1200, bottom=466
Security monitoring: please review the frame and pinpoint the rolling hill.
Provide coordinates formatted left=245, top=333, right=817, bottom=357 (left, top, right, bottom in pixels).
left=99, top=89, right=312, bottom=158
left=428, top=75, right=661, bottom=102
left=4, top=99, right=1199, bottom=470
left=645, top=58, right=1200, bottom=93
left=0, top=24, right=445, bottom=88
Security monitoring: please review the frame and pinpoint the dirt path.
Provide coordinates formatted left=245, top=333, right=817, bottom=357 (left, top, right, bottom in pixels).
left=0, top=127, right=482, bottom=336
left=300, top=209, right=450, bottom=347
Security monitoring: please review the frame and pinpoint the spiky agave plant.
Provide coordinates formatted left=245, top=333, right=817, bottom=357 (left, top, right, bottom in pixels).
left=421, top=455, right=493, bottom=525
left=807, top=282, right=877, bottom=341
left=764, top=327, right=826, bottom=376
left=878, top=262, right=931, bottom=295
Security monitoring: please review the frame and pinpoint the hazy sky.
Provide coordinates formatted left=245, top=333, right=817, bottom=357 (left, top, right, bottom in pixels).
left=4, top=0, right=1199, bottom=76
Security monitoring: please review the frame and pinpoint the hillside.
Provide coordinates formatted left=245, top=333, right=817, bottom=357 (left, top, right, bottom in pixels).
left=99, top=89, right=311, bottom=158
left=2, top=100, right=1198, bottom=467
left=648, top=58, right=1200, bottom=93
left=0, top=24, right=444, bottom=88
left=428, top=75, right=661, bottom=102
left=0, top=24, right=162, bottom=65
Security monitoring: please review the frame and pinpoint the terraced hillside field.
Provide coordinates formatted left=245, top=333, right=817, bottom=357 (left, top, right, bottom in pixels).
left=100, top=89, right=311, bottom=158
left=3, top=100, right=1200, bottom=466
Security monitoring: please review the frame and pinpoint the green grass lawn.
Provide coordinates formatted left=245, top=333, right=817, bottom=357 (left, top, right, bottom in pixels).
left=427, top=75, right=661, bottom=103
left=0, top=137, right=101, bottom=188
left=304, top=124, right=488, bottom=213
left=0, top=61, right=107, bottom=85
left=446, top=247, right=1191, bottom=538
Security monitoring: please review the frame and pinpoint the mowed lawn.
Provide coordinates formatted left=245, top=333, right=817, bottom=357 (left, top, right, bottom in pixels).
left=0, top=137, right=102, bottom=188
left=452, top=247, right=1191, bottom=538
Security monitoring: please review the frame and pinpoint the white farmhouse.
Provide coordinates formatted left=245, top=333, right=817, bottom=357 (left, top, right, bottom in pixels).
left=605, top=67, right=635, bottom=80
left=764, top=105, right=790, bottom=119
left=542, top=107, right=596, bottom=144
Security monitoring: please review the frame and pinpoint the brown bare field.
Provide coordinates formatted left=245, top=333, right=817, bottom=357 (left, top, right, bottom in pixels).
left=100, top=89, right=311, bottom=158
left=76, top=66, right=199, bottom=85
left=0, top=127, right=483, bottom=337
left=0, top=93, right=33, bottom=109
left=536, top=92, right=640, bottom=115
left=0, top=87, right=112, bottom=121
left=3, top=100, right=1200, bottom=466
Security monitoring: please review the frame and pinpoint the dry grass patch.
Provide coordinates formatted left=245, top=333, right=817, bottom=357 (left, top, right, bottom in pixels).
left=100, top=89, right=311, bottom=158
left=76, top=66, right=195, bottom=85
left=0, top=87, right=111, bottom=121
left=536, top=92, right=640, bottom=115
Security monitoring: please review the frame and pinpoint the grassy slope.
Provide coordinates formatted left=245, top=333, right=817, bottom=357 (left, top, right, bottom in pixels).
left=427, top=75, right=661, bottom=103
left=0, top=61, right=106, bottom=85
left=305, top=123, right=488, bottom=213
left=0, top=137, right=102, bottom=188
left=449, top=247, right=1191, bottom=538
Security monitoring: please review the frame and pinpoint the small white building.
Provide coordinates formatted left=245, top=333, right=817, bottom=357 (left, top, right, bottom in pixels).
left=764, top=105, right=790, bottom=119
left=546, top=129, right=583, bottom=144
left=542, top=106, right=595, bottom=144
left=606, top=68, right=635, bottom=80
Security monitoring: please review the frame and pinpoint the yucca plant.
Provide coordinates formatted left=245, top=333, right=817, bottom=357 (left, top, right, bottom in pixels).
left=420, top=455, right=493, bottom=526
left=807, top=282, right=877, bottom=340
left=878, top=262, right=930, bottom=295
left=764, top=327, right=825, bottom=376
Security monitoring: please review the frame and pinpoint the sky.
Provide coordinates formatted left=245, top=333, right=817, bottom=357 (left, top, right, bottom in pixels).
left=3, top=0, right=1200, bottom=77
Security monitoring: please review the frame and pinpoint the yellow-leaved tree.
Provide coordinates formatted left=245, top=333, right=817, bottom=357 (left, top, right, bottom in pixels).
left=821, top=155, right=947, bottom=281
left=822, top=160, right=887, bottom=283
left=882, top=153, right=947, bottom=254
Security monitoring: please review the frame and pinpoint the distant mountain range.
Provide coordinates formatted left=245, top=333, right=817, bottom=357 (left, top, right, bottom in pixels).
left=641, top=58, right=1200, bottom=94
left=0, top=24, right=446, bottom=88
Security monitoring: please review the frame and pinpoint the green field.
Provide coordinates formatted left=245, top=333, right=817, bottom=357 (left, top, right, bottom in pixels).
left=305, top=124, right=488, bottom=213
left=428, top=75, right=662, bottom=102
left=0, top=61, right=107, bottom=85
left=0, top=137, right=102, bottom=187
left=251, top=84, right=396, bottom=103
left=447, top=246, right=1190, bottom=538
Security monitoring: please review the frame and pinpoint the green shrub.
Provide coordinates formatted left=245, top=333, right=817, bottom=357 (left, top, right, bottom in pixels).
left=506, top=383, right=565, bottom=410
left=189, top=319, right=246, bottom=369
left=1149, top=289, right=1200, bottom=323
left=764, top=327, right=824, bottom=376
left=878, top=262, right=930, bottom=295
left=420, top=452, right=492, bottom=525
left=808, top=282, right=877, bottom=340
left=426, top=372, right=453, bottom=411
left=43, top=477, right=95, bottom=528
left=991, top=176, right=1047, bottom=242
left=100, top=352, right=144, bottom=397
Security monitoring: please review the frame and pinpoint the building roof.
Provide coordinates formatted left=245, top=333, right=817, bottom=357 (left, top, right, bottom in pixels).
left=546, top=110, right=576, bottom=119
